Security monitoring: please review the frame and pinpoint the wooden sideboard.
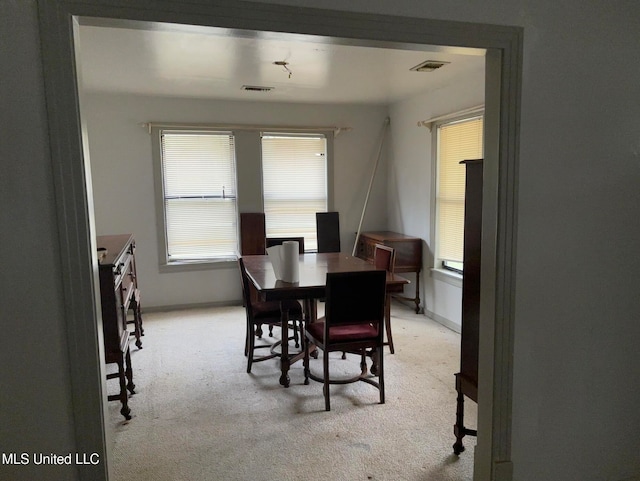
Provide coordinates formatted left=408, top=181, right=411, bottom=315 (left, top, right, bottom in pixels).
left=97, top=233, right=140, bottom=420
left=356, top=231, right=422, bottom=313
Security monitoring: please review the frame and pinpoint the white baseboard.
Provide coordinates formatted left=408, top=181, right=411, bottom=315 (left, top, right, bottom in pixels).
left=142, top=299, right=241, bottom=313
left=425, top=308, right=461, bottom=334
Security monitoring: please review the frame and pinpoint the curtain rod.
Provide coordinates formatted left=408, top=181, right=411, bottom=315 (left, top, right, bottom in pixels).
left=416, top=104, right=484, bottom=131
left=140, top=122, right=352, bottom=137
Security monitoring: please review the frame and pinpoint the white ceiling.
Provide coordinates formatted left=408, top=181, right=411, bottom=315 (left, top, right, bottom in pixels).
left=76, top=21, right=486, bottom=105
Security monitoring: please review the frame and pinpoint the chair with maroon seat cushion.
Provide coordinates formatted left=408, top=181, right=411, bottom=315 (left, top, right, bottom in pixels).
left=238, top=257, right=304, bottom=373
left=303, top=270, right=387, bottom=411
left=374, top=244, right=396, bottom=354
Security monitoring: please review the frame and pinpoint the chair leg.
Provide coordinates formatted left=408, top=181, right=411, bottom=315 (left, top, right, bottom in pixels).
left=303, top=337, right=310, bottom=385
left=247, top=322, right=256, bottom=373
left=370, top=348, right=379, bottom=376
left=385, top=318, right=394, bottom=354
left=378, top=345, right=385, bottom=405
left=293, top=321, right=300, bottom=348
left=385, top=294, right=394, bottom=354
left=244, top=323, right=249, bottom=357
left=323, top=350, right=331, bottom=411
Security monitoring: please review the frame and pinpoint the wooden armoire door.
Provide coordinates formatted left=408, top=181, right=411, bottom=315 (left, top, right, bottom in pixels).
left=453, top=159, right=483, bottom=455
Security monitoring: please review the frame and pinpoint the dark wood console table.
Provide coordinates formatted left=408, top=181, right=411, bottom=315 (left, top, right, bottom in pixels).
left=97, top=234, right=140, bottom=420
left=356, top=231, right=423, bottom=313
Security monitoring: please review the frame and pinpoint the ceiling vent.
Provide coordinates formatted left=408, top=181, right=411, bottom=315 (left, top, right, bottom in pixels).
left=241, top=85, right=274, bottom=92
left=410, top=60, right=450, bottom=72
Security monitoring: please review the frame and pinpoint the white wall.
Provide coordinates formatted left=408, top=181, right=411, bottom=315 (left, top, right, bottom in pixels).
left=83, top=92, right=389, bottom=308
left=387, top=69, right=485, bottom=330
left=0, top=2, right=79, bottom=481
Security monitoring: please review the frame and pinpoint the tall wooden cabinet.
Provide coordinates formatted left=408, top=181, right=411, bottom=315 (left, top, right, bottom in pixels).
left=453, top=159, right=482, bottom=455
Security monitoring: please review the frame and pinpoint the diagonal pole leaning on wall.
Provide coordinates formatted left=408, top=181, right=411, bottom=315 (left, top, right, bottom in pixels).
left=352, top=117, right=391, bottom=256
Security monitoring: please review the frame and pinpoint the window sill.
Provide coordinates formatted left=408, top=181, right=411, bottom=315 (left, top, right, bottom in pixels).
left=430, top=267, right=463, bottom=288
left=159, top=256, right=238, bottom=273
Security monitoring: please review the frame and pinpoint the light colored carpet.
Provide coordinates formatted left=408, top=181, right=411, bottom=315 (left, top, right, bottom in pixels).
left=106, top=301, right=476, bottom=481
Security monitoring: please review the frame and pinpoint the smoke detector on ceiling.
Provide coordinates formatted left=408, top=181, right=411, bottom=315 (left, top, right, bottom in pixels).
left=241, top=85, right=274, bottom=92
left=410, top=60, right=450, bottom=72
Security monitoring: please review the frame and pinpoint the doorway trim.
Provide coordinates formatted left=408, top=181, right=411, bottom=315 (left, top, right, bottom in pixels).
left=37, top=2, right=521, bottom=480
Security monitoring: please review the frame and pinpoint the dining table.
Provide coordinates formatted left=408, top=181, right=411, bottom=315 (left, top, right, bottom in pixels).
left=241, top=252, right=409, bottom=387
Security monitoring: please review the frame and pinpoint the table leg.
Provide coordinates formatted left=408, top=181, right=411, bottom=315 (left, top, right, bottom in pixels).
left=279, top=303, right=290, bottom=387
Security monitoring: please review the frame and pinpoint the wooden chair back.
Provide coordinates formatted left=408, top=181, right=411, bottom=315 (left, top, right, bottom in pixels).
left=240, top=213, right=266, bottom=255
left=265, top=236, right=305, bottom=254
left=316, top=212, right=341, bottom=253
left=374, top=244, right=396, bottom=273
left=237, top=257, right=255, bottom=315
left=324, top=270, right=387, bottom=329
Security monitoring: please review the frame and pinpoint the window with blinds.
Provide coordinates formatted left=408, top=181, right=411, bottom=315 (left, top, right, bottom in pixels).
left=261, top=133, right=328, bottom=252
left=160, top=130, right=238, bottom=261
left=436, top=116, right=483, bottom=271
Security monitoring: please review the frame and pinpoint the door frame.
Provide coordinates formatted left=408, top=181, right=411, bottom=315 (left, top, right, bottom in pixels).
left=37, top=2, right=522, bottom=480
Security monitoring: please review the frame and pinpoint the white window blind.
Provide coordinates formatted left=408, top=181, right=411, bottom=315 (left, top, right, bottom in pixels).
left=261, top=133, right=327, bottom=252
left=161, top=130, right=238, bottom=260
left=436, top=116, right=483, bottom=264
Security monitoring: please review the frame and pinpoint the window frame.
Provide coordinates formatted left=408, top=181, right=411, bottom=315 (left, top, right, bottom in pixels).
left=430, top=111, right=484, bottom=285
left=152, top=126, right=240, bottom=272
left=260, top=131, right=331, bottom=252
left=152, top=126, right=335, bottom=270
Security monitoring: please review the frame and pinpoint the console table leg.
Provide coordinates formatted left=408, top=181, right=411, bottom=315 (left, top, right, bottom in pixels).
left=133, top=299, right=143, bottom=348
left=117, top=358, right=131, bottom=421
left=413, top=272, right=421, bottom=313
left=125, top=348, right=135, bottom=394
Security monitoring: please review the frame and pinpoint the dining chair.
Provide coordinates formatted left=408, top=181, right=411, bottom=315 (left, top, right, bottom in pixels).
left=315, top=212, right=340, bottom=309
left=374, top=243, right=397, bottom=354
left=265, top=236, right=305, bottom=254
left=238, top=257, right=304, bottom=373
left=303, top=269, right=387, bottom=411
left=316, top=211, right=341, bottom=253
left=239, top=212, right=266, bottom=255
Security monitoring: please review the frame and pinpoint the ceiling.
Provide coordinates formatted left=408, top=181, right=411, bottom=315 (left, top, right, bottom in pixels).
left=76, top=21, right=486, bottom=105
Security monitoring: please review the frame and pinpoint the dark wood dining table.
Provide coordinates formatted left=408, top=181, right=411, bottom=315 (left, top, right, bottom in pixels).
left=241, top=252, right=409, bottom=387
